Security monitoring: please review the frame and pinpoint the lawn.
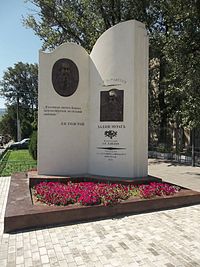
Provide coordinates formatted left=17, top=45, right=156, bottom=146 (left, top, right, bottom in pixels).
left=7, top=149, right=34, bottom=161
left=0, top=149, right=37, bottom=176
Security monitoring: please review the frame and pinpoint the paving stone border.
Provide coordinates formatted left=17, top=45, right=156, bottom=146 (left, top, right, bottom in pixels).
left=4, top=172, right=200, bottom=233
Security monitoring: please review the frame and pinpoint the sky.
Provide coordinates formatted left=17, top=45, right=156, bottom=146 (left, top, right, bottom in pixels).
left=0, top=0, right=42, bottom=108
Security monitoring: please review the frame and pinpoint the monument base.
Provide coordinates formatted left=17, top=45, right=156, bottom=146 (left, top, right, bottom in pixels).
left=29, top=170, right=162, bottom=185
left=4, top=172, right=200, bottom=233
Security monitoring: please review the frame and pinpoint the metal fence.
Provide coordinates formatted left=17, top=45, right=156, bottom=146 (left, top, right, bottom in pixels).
left=148, top=126, right=200, bottom=166
left=148, top=148, right=200, bottom=166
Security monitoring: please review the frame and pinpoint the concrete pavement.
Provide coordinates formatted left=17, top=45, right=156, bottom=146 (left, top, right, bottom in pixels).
left=0, top=160, right=200, bottom=267
left=149, top=158, right=200, bottom=192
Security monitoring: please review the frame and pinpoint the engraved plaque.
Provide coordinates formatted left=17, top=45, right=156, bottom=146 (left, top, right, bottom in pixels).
left=52, top=58, right=79, bottom=97
left=100, top=89, right=124, bottom=121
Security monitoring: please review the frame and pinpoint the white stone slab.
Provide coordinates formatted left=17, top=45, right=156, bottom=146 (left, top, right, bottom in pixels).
left=38, top=43, right=89, bottom=175
left=38, top=20, right=148, bottom=178
left=89, top=20, right=148, bottom=177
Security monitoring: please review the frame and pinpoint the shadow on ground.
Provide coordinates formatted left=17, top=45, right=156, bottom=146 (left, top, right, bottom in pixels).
left=148, top=159, right=192, bottom=167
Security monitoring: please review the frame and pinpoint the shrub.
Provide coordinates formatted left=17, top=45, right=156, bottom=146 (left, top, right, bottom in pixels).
left=29, top=130, right=37, bottom=160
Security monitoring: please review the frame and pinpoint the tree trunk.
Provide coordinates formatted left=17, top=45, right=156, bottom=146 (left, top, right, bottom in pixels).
left=158, top=56, right=167, bottom=144
left=192, top=128, right=195, bottom=167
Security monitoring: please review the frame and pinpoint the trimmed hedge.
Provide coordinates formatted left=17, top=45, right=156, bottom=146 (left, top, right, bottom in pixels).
left=29, top=131, right=37, bottom=160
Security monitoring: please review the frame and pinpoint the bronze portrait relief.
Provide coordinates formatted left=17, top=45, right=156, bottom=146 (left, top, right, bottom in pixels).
left=52, top=58, right=79, bottom=97
left=100, top=89, right=124, bottom=121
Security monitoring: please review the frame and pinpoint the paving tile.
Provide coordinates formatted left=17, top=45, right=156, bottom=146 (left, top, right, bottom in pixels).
left=6, top=262, right=16, bottom=267
left=49, top=257, right=59, bottom=266
left=58, top=260, right=68, bottom=267
left=16, top=255, right=24, bottom=265
left=0, top=258, right=7, bottom=267
left=67, top=262, right=78, bottom=267
left=1, top=167, right=200, bottom=267
left=7, top=252, right=16, bottom=262
left=39, top=246, right=47, bottom=256
left=24, top=257, right=33, bottom=267
left=40, top=254, right=49, bottom=264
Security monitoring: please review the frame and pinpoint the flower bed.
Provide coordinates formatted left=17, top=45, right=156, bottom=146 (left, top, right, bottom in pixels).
left=33, top=181, right=180, bottom=207
left=5, top=172, right=200, bottom=233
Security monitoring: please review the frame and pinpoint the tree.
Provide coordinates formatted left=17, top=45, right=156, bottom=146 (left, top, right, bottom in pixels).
left=0, top=106, right=17, bottom=141
left=0, top=62, right=38, bottom=113
left=0, top=104, right=34, bottom=141
left=24, top=0, right=200, bottom=148
left=24, top=0, right=152, bottom=51
left=0, top=62, right=38, bottom=141
left=147, top=0, right=200, bottom=146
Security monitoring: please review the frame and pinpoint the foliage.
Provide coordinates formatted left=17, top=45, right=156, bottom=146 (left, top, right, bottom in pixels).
left=24, top=0, right=200, bottom=145
left=31, top=111, right=38, bottom=131
left=21, top=119, right=33, bottom=140
left=0, top=104, right=34, bottom=141
left=0, top=62, right=38, bottom=110
left=34, top=181, right=180, bottom=206
left=148, top=0, right=200, bottom=140
left=29, top=131, right=37, bottom=160
left=0, top=106, right=17, bottom=140
left=0, top=62, right=38, bottom=140
left=24, top=0, right=152, bottom=51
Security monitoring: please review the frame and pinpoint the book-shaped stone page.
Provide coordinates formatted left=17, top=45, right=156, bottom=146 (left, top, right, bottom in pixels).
left=89, top=20, right=148, bottom=177
left=38, top=20, right=148, bottom=178
left=38, top=43, right=89, bottom=175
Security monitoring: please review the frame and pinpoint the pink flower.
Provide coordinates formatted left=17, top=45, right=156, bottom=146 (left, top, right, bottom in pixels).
left=33, top=180, right=180, bottom=206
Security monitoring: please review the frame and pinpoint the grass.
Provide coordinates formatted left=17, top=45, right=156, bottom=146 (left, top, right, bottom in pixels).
left=7, top=149, right=34, bottom=161
left=0, top=149, right=37, bottom=176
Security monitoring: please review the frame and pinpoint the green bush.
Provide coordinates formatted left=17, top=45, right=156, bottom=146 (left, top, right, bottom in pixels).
left=29, top=131, right=37, bottom=160
left=156, top=143, right=172, bottom=153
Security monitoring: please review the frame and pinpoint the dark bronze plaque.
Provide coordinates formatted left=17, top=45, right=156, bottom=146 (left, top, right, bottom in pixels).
left=52, top=58, right=79, bottom=97
left=100, top=89, right=124, bottom=121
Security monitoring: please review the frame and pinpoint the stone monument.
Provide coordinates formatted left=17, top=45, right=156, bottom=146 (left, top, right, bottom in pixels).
left=38, top=20, right=149, bottom=178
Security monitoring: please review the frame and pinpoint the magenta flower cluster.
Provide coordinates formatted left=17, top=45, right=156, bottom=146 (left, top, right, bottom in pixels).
left=34, top=181, right=131, bottom=206
left=139, top=182, right=179, bottom=198
left=34, top=181, right=179, bottom=206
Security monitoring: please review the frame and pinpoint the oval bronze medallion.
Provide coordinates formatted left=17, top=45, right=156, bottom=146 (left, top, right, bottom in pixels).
left=52, top=58, right=79, bottom=97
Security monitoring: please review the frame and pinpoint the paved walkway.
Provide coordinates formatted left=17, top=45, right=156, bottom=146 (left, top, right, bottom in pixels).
left=0, top=161, right=200, bottom=267
left=149, top=159, right=200, bottom=192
